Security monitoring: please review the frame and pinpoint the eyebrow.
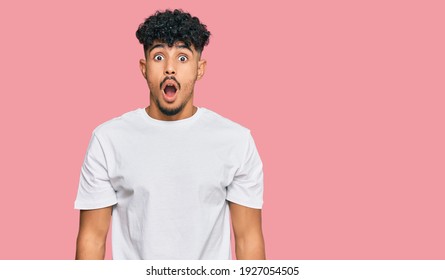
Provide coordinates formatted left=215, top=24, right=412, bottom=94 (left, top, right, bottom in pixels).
left=148, top=43, right=194, bottom=54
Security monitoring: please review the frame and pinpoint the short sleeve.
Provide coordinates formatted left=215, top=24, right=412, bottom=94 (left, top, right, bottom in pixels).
left=226, top=132, right=264, bottom=209
left=74, top=133, right=117, bottom=209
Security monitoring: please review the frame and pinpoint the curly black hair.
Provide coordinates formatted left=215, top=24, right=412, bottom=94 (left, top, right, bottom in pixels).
left=136, top=9, right=211, bottom=54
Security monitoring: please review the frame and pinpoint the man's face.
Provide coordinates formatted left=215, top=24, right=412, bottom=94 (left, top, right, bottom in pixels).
left=139, top=41, right=206, bottom=119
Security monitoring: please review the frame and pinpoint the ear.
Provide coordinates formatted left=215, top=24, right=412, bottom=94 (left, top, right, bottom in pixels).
left=197, top=59, right=207, bottom=80
left=139, top=59, right=147, bottom=79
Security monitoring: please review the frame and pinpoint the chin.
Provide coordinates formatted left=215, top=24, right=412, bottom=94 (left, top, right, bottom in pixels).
left=158, top=103, right=184, bottom=116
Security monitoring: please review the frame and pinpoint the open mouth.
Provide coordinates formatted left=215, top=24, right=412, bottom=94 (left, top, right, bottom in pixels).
left=162, top=82, right=178, bottom=97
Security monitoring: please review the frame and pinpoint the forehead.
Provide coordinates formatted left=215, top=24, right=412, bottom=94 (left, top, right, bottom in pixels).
left=148, top=40, right=197, bottom=53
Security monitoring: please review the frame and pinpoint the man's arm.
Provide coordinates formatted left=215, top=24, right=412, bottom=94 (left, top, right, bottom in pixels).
left=75, top=206, right=112, bottom=260
left=229, top=202, right=266, bottom=260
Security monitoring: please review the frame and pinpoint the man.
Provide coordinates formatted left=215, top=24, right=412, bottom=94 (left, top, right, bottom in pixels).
left=75, top=9, right=265, bottom=260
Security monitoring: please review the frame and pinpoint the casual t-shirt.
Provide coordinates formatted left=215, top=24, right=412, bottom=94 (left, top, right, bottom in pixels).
left=74, top=107, right=263, bottom=259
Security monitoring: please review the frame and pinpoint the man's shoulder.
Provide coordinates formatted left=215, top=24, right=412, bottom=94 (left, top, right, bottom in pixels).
left=92, top=108, right=142, bottom=137
left=200, top=107, right=250, bottom=134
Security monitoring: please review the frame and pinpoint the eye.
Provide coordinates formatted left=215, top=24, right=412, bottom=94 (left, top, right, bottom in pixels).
left=178, top=55, right=188, bottom=62
left=154, top=54, right=164, bottom=61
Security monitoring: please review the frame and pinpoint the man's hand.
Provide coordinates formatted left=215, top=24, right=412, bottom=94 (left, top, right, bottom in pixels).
left=75, top=206, right=112, bottom=260
left=229, top=202, right=266, bottom=260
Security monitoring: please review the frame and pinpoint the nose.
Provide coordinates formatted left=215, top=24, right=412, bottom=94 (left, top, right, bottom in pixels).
left=164, top=59, right=176, bottom=75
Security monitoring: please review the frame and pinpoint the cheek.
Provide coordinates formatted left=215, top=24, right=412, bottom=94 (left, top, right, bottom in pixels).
left=147, top=80, right=157, bottom=91
left=179, top=76, right=197, bottom=92
left=146, top=68, right=162, bottom=88
left=179, top=66, right=199, bottom=84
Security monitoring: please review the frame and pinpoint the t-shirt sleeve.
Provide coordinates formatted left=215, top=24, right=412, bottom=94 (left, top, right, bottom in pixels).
left=74, top=133, right=117, bottom=210
left=226, top=131, right=264, bottom=209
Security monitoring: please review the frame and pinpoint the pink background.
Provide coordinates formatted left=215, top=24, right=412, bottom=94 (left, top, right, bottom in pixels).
left=0, top=0, right=444, bottom=259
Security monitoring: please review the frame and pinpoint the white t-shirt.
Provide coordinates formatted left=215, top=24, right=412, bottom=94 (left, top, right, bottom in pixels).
left=74, top=107, right=263, bottom=259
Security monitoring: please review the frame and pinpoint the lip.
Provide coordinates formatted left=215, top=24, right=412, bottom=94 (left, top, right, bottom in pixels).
left=161, top=80, right=179, bottom=103
left=161, top=79, right=179, bottom=91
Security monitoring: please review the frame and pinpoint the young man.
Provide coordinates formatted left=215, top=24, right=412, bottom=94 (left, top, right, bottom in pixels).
left=75, top=9, right=265, bottom=260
